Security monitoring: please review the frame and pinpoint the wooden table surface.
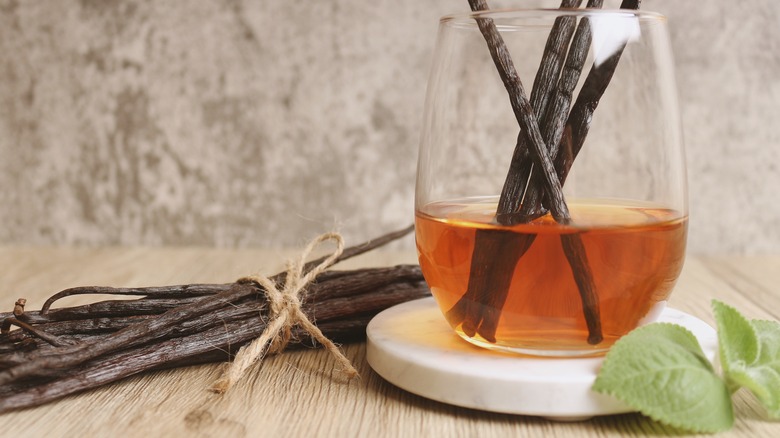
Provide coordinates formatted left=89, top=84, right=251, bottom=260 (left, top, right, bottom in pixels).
left=0, top=246, right=778, bottom=437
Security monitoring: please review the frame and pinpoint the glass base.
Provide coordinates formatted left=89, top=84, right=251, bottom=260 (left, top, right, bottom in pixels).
left=456, top=332, right=611, bottom=358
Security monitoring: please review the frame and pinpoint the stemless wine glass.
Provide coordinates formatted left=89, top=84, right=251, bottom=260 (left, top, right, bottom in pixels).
left=415, top=5, right=687, bottom=357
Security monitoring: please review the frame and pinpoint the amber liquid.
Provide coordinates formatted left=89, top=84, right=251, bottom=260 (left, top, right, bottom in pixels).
left=415, top=198, right=688, bottom=355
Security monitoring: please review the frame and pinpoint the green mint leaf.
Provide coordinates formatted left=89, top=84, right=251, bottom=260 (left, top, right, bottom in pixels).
left=712, top=300, right=780, bottom=419
left=712, top=300, right=759, bottom=380
left=593, top=323, right=733, bottom=433
left=728, top=318, right=780, bottom=419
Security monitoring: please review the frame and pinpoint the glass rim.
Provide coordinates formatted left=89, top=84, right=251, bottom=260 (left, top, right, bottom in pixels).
left=440, top=8, right=666, bottom=25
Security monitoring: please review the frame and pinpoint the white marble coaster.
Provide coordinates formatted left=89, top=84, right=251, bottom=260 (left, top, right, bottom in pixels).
left=366, top=297, right=717, bottom=421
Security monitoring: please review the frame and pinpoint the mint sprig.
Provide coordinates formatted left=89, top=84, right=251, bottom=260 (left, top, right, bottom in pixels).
left=593, top=323, right=733, bottom=433
left=714, top=301, right=780, bottom=419
left=593, top=300, right=780, bottom=433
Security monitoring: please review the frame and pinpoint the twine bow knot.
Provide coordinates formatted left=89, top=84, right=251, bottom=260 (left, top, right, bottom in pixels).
left=211, top=232, right=358, bottom=394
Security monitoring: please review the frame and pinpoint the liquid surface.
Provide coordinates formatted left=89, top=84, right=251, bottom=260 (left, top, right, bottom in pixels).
left=415, top=199, right=688, bottom=355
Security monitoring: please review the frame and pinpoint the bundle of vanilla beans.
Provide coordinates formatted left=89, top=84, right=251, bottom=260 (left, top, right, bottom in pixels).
left=448, top=0, right=640, bottom=344
left=0, top=226, right=427, bottom=412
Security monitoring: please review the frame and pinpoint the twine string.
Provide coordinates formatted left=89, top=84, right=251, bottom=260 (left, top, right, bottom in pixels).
left=211, top=232, right=358, bottom=394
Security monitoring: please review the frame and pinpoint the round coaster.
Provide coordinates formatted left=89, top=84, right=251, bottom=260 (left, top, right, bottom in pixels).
left=366, top=297, right=717, bottom=421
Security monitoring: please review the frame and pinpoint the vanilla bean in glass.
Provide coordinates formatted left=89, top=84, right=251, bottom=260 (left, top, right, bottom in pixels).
left=448, top=0, right=583, bottom=339
left=449, top=0, right=603, bottom=344
left=415, top=1, right=686, bottom=356
left=459, top=0, right=591, bottom=339
left=521, top=0, right=641, bottom=215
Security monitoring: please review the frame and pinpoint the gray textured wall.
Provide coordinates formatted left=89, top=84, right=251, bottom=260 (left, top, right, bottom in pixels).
left=0, top=0, right=778, bottom=254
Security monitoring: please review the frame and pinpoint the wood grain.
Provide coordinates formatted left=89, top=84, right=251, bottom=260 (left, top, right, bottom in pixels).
left=0, top=246, right=778, bottom=437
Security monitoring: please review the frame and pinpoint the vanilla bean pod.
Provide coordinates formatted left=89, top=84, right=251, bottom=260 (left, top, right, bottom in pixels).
left=304, top=225, right=414, bottom=273
left=0, top=304, right=264, bottom=370
left=4, top=265, right=422, bottom=330
left=453, top=0, right=640, bottom=345
left=0, top=285, right=254, bottom=378
left=487, top=1, right=607, bottom=343
left=0, top=227, right=414, bottom=386
left=0, top=275, right=426, bottom=372
left=523, top=0, right=640, bottom=212
left=467, top=0, right=571, bottom=220
left=488, top=1, right=603, bottom=345
left=516, top=0, right=640, bottom=343
left=2, top=266, right=415, bottom=330
left=518, top=0, right=604, bottom=219
left=0, top=265, right=423, bottom=361
left=9, top=297, right=206, bottom=324
left=514, top=0, right=607, bottom=344
left=157, top=317, right=377, bottom=369
left=450, top=0, right=580, bottom=340
left=1, top=315, right=153, bottom=343
left=555, top=0, right=641, bottom=185
left=0, top=317, right=375, bottom=409
left=0, top=272, right=426, bottom=371
left=0, top=318, right=75, bottom=348
left=454, top=232, right=536, bottom=339
left=0, top=277, right=428, bottom=412
left=496, top=0, right=582, bottom=218
left=39, top=284, right=232, bottom=314
left=451, top=0, right=604, bottom=343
